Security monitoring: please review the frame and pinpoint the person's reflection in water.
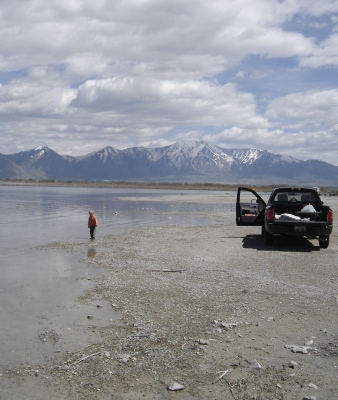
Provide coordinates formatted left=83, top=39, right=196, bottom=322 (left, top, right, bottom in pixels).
left=87, top=246, right=97, bottom=258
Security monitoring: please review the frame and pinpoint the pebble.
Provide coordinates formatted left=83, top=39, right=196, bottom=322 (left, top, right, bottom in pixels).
left=251, top=359, right=262, bottom=369
left=167, top=382, right=185, bottom=391
left=302, top=397, right=316, bottom=400
left=87, top=315, right=94, bottom=319
left=285, top=344, right=309, bottom=354
left=198, top=339, right=209, bottom=345
left=308, top=383, right=318, bottom=389
left=117, top=354, right=131, bottom=363
left=291, top=346, right=308, bottom=354
left=221, top=322, right=237, bottom=330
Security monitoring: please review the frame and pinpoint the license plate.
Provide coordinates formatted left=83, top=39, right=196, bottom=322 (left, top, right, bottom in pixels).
left=294, top=226, right=306, bottom=232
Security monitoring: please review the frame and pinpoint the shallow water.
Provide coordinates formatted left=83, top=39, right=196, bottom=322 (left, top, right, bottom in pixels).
left=0, top=185, right=228, bottom=369
left=1, top=185, right=225, bottom=251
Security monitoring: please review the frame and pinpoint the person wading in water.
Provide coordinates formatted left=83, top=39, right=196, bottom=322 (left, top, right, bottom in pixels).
left=88, top=210, right=98, bottom=240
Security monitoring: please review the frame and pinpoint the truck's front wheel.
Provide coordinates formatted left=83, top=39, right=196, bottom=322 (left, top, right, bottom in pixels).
left=319, top=235, right=330, bottom=249
left=263, top=228, right=273, bottom=245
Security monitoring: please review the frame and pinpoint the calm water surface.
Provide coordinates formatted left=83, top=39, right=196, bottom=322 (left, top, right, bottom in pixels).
left=1, top=185, right=226, bottom=251
left=0, top=185, right=228, bottom=369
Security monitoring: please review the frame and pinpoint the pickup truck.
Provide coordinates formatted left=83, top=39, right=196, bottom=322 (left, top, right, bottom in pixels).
left=236, top=187, right=333, bottom=248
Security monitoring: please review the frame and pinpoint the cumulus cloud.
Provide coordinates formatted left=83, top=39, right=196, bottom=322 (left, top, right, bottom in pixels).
left=266, top=89, right=338, bottom=124
left=0, top=0, right=337, bottom=164
left=71, top=77, right=267, bottom=128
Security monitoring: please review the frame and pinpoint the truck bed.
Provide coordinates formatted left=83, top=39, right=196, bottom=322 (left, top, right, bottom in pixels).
left=272, top=203, right=330, bottom=222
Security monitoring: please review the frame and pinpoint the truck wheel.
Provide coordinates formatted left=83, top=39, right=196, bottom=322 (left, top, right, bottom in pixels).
left=319, top=236, right=330, bottom=249
left=264, top=229, right=273, bottom=245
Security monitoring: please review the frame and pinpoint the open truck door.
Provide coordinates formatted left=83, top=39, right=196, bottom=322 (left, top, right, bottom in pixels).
left=236, top=187, right=266, bottom=226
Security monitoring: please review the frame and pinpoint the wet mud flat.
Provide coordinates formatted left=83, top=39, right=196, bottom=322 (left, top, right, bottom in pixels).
left=1, top=194, right=338, bottom=399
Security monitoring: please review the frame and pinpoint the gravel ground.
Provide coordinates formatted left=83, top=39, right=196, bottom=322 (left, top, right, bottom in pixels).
left=1, top=193, right=338, bottom=400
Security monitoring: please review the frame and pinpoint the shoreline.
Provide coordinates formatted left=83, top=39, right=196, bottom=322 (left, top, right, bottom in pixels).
left=1, top=193, right=338, bottom=399
left=3, top=178, right=335, bottom=194
left=0, top=179, right=256, bottom=191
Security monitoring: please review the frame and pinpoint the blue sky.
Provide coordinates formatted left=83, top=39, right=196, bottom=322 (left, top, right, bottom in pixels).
left=0, top=0, right=338, bottom=165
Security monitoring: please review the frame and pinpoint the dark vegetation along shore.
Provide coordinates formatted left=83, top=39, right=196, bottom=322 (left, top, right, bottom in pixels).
left=1, top=178, right=337, bottom=194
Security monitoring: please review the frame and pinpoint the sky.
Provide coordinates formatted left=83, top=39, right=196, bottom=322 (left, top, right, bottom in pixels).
left=1, top=0, right=338, bottom=165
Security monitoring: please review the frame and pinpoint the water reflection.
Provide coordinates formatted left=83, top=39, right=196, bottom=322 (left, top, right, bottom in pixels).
left=87, top=245, right=97, bottom=258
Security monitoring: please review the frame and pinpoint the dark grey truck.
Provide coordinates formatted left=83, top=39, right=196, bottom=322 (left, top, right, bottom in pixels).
left=236, top=187, right=333, bottom=248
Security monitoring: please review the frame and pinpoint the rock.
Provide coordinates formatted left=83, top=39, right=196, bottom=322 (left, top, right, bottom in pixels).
left=117, top=354, right=131, bottom=363
left=291, top=346, right=308, bottom=354
left=251, top=359, right=262, bottom=369
left=305, top=339, right=314, bottom=346
left=96, top=304, right=103, bottom=308
left=87, top=315, right=94, bottom=319
left=221, top=322, right=237, bottom=330
left=289, top=361, right=298, bottom=369
left=285, top=344, right=309, bottom=354
left=167, top=382, right=185, bottom=391
left=198, top=339, right=209, bottom=345
left=302, top=397, right=317, bottom=400
left=308, top=383, right=318, bottom=389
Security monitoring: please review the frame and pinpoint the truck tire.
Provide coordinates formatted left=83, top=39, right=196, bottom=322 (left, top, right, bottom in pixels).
left=319, top=235, right=330, bottom=249
left=263, top=228, right=273, bottom=245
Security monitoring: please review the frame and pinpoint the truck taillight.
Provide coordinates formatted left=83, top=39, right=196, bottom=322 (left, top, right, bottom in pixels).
left=327, top=209, right=333, bottom=223
left=266, top=208, right=275, bottom=222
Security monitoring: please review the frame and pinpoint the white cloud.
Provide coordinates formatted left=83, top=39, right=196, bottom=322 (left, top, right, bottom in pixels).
left=71, top=77, right=268, bottom=128
left=0, top=0, right=337, bottom=165
left=266, top=89, right=338, bottom=125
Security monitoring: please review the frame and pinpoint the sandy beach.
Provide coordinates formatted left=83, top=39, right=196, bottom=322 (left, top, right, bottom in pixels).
left=1, top=192, right=338, bottom=400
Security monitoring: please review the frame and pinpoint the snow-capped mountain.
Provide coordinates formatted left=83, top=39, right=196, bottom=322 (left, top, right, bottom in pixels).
left=6, top=146, right=81, bottom=180
left=1, top=141, right=338, bottom=185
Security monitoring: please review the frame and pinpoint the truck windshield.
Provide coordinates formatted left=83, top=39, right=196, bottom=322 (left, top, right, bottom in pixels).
left=272, top=191, right=318, bottom=203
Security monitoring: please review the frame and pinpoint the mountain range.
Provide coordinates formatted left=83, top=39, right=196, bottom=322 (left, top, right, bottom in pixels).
left=1, top=141, right=337, bottom=185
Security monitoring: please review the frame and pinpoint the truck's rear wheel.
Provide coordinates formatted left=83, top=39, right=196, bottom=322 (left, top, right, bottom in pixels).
left=319, top=235, right=330, bottom=249
left=263, top=228, right=273, bottom=245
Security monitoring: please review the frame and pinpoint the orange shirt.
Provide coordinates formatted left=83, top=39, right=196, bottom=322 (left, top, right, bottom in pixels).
left=88, top=215, right=98, bottom=227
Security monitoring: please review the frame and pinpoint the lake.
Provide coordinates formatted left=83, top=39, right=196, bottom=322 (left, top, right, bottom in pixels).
left=1, top=184, right=224, bottom=251
left=0, top=184, right=228, bottom=369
